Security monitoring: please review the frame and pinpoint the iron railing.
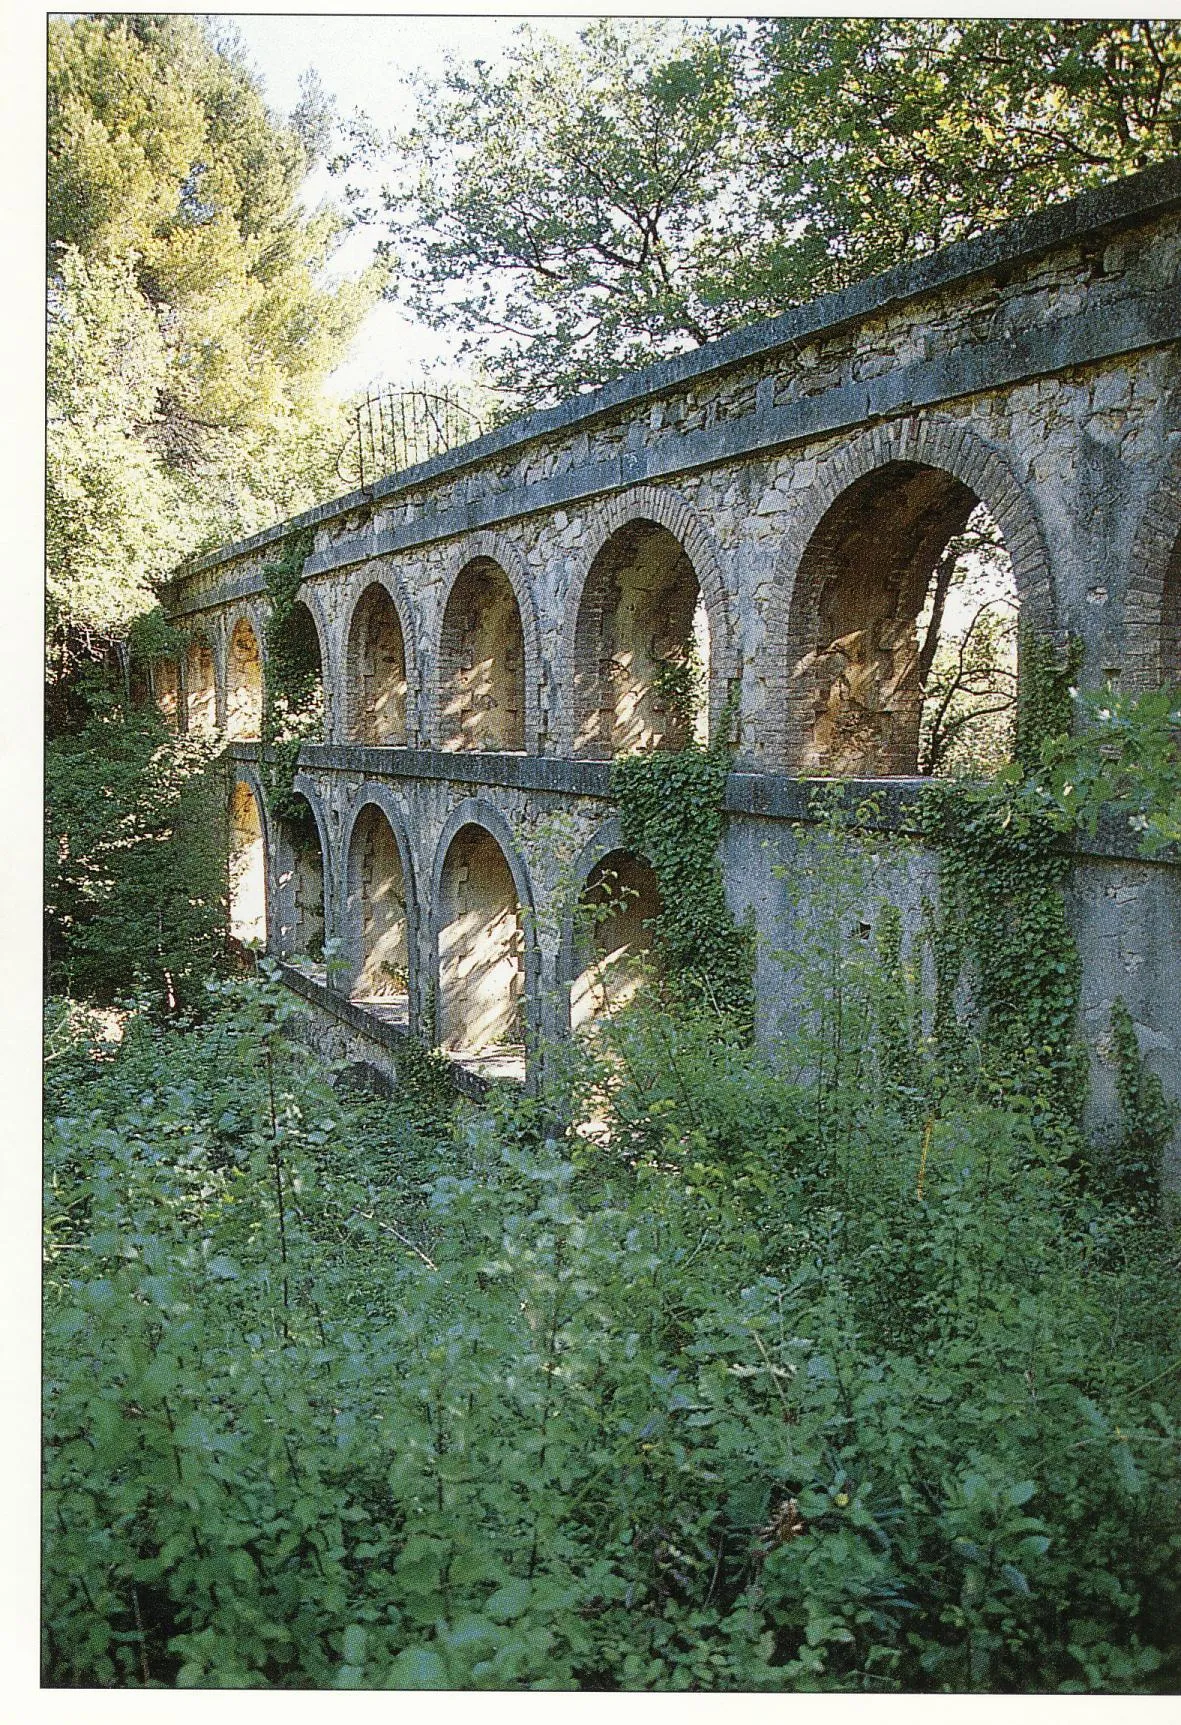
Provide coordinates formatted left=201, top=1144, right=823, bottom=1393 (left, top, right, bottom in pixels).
left=337, top=386, right=486, bottom=492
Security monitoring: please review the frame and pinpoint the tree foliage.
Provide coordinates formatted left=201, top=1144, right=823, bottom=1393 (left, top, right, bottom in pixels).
left=375, top=18, right=1181, bottom=405
left=44, top=680, right=229, bottom=1006
left=47, top=15, right=380, bottom=663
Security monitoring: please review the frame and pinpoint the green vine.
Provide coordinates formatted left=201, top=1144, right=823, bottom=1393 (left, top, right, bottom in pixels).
left=611, top=710, right=755, bottom=1029
left=1015, top=625, right=1083, bottom=774
left=1108, top=998, right=1176, bottom=1208
left=260, top=528, right=320, bottom=825
left=920, top=631, right=1088, bottom=1131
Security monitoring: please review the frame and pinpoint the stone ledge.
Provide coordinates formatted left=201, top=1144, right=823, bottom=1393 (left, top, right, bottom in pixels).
left=173, top=159, right=1181, bottom=585
left=276, top=961, right=503, bottom=1101
left=227, top=747, right=1179, bottom=865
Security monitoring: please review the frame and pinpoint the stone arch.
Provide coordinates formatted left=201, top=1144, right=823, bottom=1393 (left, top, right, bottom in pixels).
left=429, top=798, right=539, bottom=1068
left=224, top=608, right=266, bottom=742
left=340, top=784, right=420, bottom=1023
left=291, top=584, right=334, bottom=734
left=183, top=626, right=220, bottom=735
left=338, top=559, right=420, bottom=745
left=763, top=415, right=1054, bottom=772
left=434, top=532, right=541, bottom=753
left=1124, top=453, right=1181, bottom=691
left=344, top=577, right=411, bottom=746
left=556, top=483, right=736, bottom=756
left=555, top=817, right=663, bottom=1036
left=273, top=775, right=331, bottom=968
left=270, top=595, right=328, bottom=741
left=227, top=769, right=270, bottom=948
left=149, top=654, right=180, bottom=731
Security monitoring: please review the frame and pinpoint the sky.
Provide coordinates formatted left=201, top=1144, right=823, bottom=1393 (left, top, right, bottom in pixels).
left=227, top=13, right=596, bottom=395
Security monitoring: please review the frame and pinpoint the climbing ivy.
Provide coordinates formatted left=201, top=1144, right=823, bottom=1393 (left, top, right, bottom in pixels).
left=260, top=528, right=320, bottom=825
left=1014, top=624, right=1083, bottom=773
left=612, top=716, right=755, bottom=1029
left=1108, top=998, right=1177, bottom=1209
left=920, top=630, right=1088, bottom=1130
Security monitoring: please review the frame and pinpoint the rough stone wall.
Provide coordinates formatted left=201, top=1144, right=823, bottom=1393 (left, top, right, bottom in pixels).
left=570, top=850, right=661, bottom=1033
left=185, top=637, right=217, bottom=735
left=163, top=168, right=1181, bottom=1168
left=346, top=804, right=409, bottom=999
left=572, top=522, right=703, bottom=758
left=437, top=823, right=526, bottom=1052
left=226, top=618, right=263, bottom=742
left=437, top=559, right=526, bottom=752
left=228, top=779, right=266, bottom=945
left=273, top=807, right=325, bottom=962
left=348, top=582, right=407, bottom=744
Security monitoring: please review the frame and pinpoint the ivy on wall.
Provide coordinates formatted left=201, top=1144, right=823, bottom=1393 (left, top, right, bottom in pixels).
left=260, top=527, right=320, bottom=826
left=921, top=628, right=1089, bottom=1131
left=612, top=715, right=755, bottom=1029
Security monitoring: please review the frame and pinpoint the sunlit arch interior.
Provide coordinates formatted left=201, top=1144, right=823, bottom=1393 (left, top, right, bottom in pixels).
left=438, top=823, right=527, bottom=1064
left=438, top=558, right=526, bottom=751
left=275, top=793, right=326, bottom=970
left=572, top=519, right=709, bottom=758
left=787, top=462, right=1019, bottom=777
left=348, top=581, right=408, bottom=744
left=226, top=617, right=263, bottom=742
left=228, top=780, right=266, bottom=946
left=345, top=804, right=410, bottom=1020
left=571, top=848, right=662, bottom=1033
left=185, top=635, right=217, bottom=735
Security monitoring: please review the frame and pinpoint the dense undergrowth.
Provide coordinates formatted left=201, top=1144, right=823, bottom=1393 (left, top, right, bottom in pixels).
left=44, top=964, right=1181, bottom=1691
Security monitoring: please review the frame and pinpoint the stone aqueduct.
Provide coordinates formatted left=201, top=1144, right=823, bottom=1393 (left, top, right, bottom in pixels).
left=158, top=164, right=1181, bottom=1163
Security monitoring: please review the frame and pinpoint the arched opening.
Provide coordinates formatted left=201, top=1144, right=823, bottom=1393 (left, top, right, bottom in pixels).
left=786, top=463, right=1018, bottom=777
left=185, top=635, right=217, bottom=735
left=438, top=559, right=526, bottom=751
left=134, top=656, right=180, bottom=730
left=438, top=823, right=526, bottom=1068
left=573, top=520, right=709, bottom=758
left=228, top=780, right=266, bottom=947
left=571, top=849, right=662, bottom=1033
left=347, top=582, right=407, bottom=744
left=271, top=599, right=325, bottom=740
left=346, top=804, right=409, bottom=1023
left=275, top=794, right=326, bottom=972
left=1163, top=531, right=1181, bottom=687
left=226, top=618, right=263, bottom=742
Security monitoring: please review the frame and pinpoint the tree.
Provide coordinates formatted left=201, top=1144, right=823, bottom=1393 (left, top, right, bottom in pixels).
left=372, top=20, right=751, bottom=402
left=47, top=15, right=382, bottom=673
left=373, top=18, right=1181, bottom=407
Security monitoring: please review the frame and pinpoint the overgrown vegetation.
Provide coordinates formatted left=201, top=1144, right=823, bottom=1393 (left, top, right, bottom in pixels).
left=43, top=960, right=1181, bottom=1691
left=612, top=721, right=755, bottom=1029
left=261, top=527, right=322, bottom=824
left=44, top=674, right=228, bottom=1008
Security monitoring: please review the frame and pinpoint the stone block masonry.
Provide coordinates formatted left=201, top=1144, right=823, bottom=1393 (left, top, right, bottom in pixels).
left=159, top=163, right=1181, bottom=1177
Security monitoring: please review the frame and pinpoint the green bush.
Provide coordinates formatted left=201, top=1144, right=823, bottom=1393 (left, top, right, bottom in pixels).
left=43, top=969, right=1180, bottom=1691
left=45, top=686, right=228, bottom=1006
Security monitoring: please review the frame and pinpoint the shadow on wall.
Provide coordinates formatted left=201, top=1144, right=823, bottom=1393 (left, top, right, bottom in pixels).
left=439, top=559, right=525, bottom=751
left=226, top=618, right=263, bottom=742
left=186, top=635, right=217, bottom=735
left=228, top=780, right=266, bottom=945
left=786, top=462, right=1018, bottom=778
left=346, top=804, right=409, bottom=1003
left=276, top=795, right=325, bottom=967
left=571, top=849, right=662, bottom=1033
left=438, top=823, right=525, bottom=1054
left=348, top=582, right=408, bottom=744
left=573, top=520, right=709, bottom=759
